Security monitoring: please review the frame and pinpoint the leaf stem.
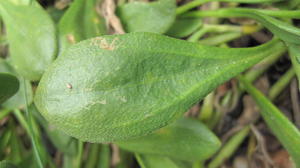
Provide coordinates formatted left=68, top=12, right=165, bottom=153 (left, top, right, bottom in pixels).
left=182, top=8, right=300, bottom=19
left=208, top=126, right=251, bottom=168
left=176, top=0, right=283, bottom=15
left=22, top=78, right=44, bottom=168
left=238, top=76, right=300, bottom=166
left=75, top=141, right=84, bottom=168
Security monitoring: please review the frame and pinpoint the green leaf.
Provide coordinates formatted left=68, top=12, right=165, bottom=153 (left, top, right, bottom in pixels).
left=117, top=0, right=176, bottom=34
left=117, top=118, right=220, bottom=161
left=0, top=58, right=33, bottom=109
left=58, top=0, right=107, bottom=51
left=239, top=76, right=300, bottom=167
left=0, top=161, right=18, bottom=168
left=166, top=18, right=202, bottom=38
left=136, top=154, right=190, bottom=168
left=34, top=32, right=285, bottom=143
left=0, top=0, right=57, bottom=81
left=288, top=44, right=300, bottom=89
left=0, top=73, right=19, bottom=104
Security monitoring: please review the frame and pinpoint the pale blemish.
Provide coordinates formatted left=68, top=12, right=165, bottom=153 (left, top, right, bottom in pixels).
left=91, top=37, right=120, bottom=51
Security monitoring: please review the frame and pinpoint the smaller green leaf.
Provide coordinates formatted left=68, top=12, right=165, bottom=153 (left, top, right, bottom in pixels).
left=0, top=73, right=19, bottom=104
left=0, top=0, right=57, bottom=81
left=239, top=76, right=300, bottom=167
left=0, top=58, right=33, bottom=109
left=117, top=0, right=176, bottom=34
left=135, top=154, right=190, bottom=168
left=0, top=161, right=18, bottom=168
left=58, top=0, right=107, bottom=51
left=166, top=18, right=202, bottom=38
left=117, top=118, right=221, bottom=161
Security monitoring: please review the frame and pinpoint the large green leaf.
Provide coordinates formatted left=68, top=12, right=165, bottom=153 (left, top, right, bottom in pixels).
left=135, top=154, right=190, bottom=168
left=117, top=118, right=220, bottom=161
left=34, top=32, right=285, bottom=143
left=117, top=0, right=176, bottom=34
left=0, top=58, right=33, bottom=109
left=239, top=76, right=300, bottom=167
left=58, top=0, right=107, bottom=51
left=0, top=73, right=19, bottom=104
left=0, top=160, right=18, bottom=168
left=0, top=0, right=57, bottom=81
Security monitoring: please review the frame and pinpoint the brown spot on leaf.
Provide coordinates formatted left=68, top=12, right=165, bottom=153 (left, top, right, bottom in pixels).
left=66, top=83, right=72, bottom=89
left=66, top=34, right=76, bottom=44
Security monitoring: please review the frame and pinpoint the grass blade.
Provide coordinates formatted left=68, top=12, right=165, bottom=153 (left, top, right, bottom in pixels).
left=238, top=76, right=300, bottom=167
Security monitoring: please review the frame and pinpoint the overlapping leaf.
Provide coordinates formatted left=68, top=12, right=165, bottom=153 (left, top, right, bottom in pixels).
left=0, top=58, right=33, bottom=109
left=0, top=0, right=57, bottom=81
left=117, top=118, right=220, bottom=161
left=58, top=0, right=107, bottom=51
left=166, top=18, right=202, bottom=38
left=0, top=73, right=19, bottom=104
left=117, top=0, right=176, bottom=34
left=34, top=32, right=284, bottom=143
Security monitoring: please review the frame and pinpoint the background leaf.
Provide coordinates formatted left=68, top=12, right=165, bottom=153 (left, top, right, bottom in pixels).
left=0, top=58, right=33, bottom=109
left=117, top=118, right=220, bottom=161
left=58, top=0, right=107, bottom=51
left=0, top=73, right=19, bottom=104
left=117, top=0, right=176, bottom=34
left=34, top=32, right=285, bottom=143
left=166, top=18, right=202, bottom=38
left=135, top=154, right=190, bottom=168
left=0, top=0, right=57, bottom=81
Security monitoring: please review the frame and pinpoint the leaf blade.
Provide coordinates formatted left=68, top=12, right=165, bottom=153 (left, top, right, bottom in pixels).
left=34, top=32, right=285, bottom=142
left=0, top=0, right=57, bottom=81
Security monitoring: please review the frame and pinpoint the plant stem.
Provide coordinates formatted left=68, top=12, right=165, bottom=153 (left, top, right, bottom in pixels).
left=183, top=8, right=300, bottom=19
left=199, top=32, right=241, bottom=45
left=208, top=126, right=251, bottom=168
left=75, top=141, right=84, bottom=168
left=268, top=68, right=295, bottom=100
left=188, top=24, right=243, bottom=42
left=22, top=78, right=43, bottom=168
left=188, top=27, right=209, bottom=42
left=176, top=0, right=283, bottom=15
